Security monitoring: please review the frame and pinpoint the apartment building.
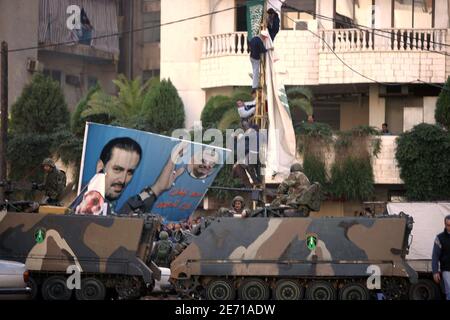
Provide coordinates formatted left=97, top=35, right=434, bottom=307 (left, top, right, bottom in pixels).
left=0, top=0, right=120, bottom=111
left=159, top=0, right=450, bottom=212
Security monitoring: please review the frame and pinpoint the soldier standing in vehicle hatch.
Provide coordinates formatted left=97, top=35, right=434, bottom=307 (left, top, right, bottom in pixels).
left=33, top=158, right=66, bottom=206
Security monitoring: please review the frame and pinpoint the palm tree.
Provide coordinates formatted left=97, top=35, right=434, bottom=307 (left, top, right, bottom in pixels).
left=81, top=75, right=153, bottom=128
left=286, top=86, right=314, bottom=117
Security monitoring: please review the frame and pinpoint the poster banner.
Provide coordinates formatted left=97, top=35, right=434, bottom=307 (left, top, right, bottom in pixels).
left=246, top=0, right=265, bottom=39
left=72, top=123, right=228, bottom=222
left=263, top=33, right=296, bottom=178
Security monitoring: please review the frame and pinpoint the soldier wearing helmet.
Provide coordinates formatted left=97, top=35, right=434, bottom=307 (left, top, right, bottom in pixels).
left=33, top=158, right=66, bottom=206
left=271, top=163, right=321, bottom=216
left=151, top=231, right=173, bottom=268
left=218, top=196, right=250, bottom=218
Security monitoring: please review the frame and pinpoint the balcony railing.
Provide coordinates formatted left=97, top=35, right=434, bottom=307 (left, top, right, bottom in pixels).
left=201, top=28, right=447, bottom=57
left=320, top=28, right=447, bottom=52
left=201, top=32, right=249, bottom=58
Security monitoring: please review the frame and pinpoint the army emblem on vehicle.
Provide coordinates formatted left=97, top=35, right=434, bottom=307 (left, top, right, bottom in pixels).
left=306, top=233, right=317, bottom=250
left=34, top=228, right=46, bottom=244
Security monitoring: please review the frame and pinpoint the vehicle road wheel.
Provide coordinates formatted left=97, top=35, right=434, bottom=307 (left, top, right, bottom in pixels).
left=273, top=279, right=304, bottom=300
left=41, top=276, right=72, bottom=301
left=238, top=278, right=270, bottom=300
left=339, top=283, right=370, bottom=300
left=75, top=278, right=106, bottom=300
left=409, top=279, right=440, bottom=300
left=206, top=279, right=235, bottom=300
left=306, top=281, right=336, bottom=300
left=28, top=276, right=39, bottom=300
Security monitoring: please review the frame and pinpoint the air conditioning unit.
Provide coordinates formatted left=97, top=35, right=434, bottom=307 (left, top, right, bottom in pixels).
left=379, top=85, right=409, bottom=97
left=294, top=19, right=318, bottom=31
left=26, top=58, right=41, bottom=73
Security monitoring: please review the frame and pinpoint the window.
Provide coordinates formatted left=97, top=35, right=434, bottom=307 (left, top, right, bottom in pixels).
left=394, top=0, right=434, bottom=28
left=143, top=11, right=160, bottom=43
left=281, top=0, right=316, bottom=30
left=87, top=76, right=98, bottom=89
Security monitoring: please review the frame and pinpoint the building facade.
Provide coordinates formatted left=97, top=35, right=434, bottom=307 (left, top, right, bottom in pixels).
left=0, top=0, right=121, bottom=111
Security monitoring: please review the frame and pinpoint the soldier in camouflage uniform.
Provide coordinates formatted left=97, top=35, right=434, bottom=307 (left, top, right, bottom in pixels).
left=152, top=231, right=174, bottom=268
left=271, top=163, right=321, bottom=216
left=217, top=196, right=251, bottom=218
left=34, top=158, right=66, bottom=206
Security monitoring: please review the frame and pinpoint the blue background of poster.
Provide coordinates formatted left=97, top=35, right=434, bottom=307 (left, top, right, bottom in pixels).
left=79, top=123, right=227, bottom=222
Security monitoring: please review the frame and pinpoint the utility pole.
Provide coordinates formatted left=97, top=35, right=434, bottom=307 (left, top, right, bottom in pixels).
left=0, top=41, right=8, bottom=203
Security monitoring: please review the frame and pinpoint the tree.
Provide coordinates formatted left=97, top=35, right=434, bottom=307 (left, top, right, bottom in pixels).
left=287, top=86, right=314, bottom=117
left=144, top=79, right=185, bottom=135
left=57, top=85, right=109, bottom=183
left=435, top=76, right=450, bottom=129
left=8, top=73, right=70, bottom=181
left=396, top=123, right=450, bottom=201
left=82, top=75, right=153, bottom=129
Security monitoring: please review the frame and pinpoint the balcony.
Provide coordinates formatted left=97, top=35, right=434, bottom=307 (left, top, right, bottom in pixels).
left=200, top=28, right=449, bottom=89
left=38, top=0, right=119, bottom=62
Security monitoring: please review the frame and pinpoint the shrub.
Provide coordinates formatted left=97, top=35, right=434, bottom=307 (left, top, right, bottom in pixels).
left=396, top=123, right=450, bottom=200
left=144, top=79, right=185, bottom=135
left=8, top=73, right=70, bottom=181
left=435, top=76, right=450, bottom=129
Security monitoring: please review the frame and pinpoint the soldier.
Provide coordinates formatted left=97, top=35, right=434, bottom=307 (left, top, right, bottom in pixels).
left=217, top=196, right=251, bottom=218
left=152, top=231, right=173, bottom=268
left=33, top=158, right=66, bottom=206
left=271, top=163, right=321, bottom=216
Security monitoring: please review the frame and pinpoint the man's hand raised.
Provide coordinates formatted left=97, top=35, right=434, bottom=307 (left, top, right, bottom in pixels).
left=151, top=142, right=188, bottom=197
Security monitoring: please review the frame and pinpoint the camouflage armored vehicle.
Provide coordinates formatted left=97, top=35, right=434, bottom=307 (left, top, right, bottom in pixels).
left=0, top=211, right=161, bottom=300
left=170, top=214, right=417, bottom=300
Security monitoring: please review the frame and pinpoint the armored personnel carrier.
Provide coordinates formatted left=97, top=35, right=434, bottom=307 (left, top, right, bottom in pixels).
left=0, top=211, right=160, bottom=300
left=170, top=213, right=417, bottom=300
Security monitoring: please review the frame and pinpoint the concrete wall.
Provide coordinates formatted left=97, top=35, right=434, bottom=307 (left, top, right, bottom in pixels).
left=372, top=136, right=403, bottom=184
left=0, top=0, right=39, bottom=108
left=340, top=97, right=369, bottom=130
left=161, top=0, right=213, bottom=128
left=319, top=51, right=446, bottom=84
left=38, top=52, right=117, bottom=111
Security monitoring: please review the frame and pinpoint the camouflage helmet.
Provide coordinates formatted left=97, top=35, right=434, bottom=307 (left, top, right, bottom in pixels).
left=290, top=163, right=303, bottom=173
left=42, top=158, right=55, bottom=168
left=232, top=196, right=245, bottom=208
left=159, top=231, right=169, bottom=240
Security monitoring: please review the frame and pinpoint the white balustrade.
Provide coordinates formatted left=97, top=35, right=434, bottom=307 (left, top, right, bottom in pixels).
left=320, top=28, right=446, bottom=53
left=201, top=32, right=249, bottom=58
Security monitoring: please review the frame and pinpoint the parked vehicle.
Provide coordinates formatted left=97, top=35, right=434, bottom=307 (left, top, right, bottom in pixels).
left=0, top=259, right=31, bottom=300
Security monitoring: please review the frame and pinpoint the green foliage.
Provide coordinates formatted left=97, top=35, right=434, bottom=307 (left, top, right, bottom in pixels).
left=328, top=125, right=380, bottom=201
left=295, top=122, right=333, bottom=154
left=435, top=76, right=450, bottom=129
left=303, top=154, right=328, bottom=187
left=82, top=75, right=152, bottom=129
left=329, top=157, right=375, bottom=201
left=201, top=96, right=233, bottom=129
left=71, top=84, right=107, bottom=138
left=218, top=108, right=241, bottom=131
left=8, top=73, right=70, bottom=181
left=144, top=79, right=185, bottom=135
left=335, top=125, right=381, bottom=158
left=395, top=123, right=450, bottom=201
left=287, top=86, right=313, bottom=116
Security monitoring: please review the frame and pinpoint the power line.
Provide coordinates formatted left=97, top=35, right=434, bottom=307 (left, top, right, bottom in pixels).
left=8, top=5, right=242, bottom=53
left=281, top=1, right=450, bottom=49
left=270, top=0, right=448, bottom=91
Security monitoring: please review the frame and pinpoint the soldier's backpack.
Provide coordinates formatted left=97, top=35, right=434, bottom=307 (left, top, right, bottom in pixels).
left=156, top=240, right=172, bottom=262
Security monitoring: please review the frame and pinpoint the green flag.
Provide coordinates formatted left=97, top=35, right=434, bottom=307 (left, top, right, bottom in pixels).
left=246, top=0, right=265, bottom=39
